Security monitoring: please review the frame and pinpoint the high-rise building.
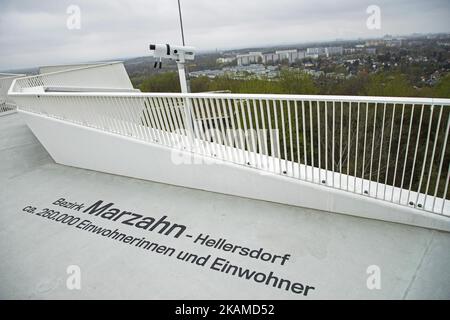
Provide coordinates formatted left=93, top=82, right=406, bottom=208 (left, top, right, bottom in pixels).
left=236, top=52, right=263, bottom=66
left=325, top=47, right=343, bottom=56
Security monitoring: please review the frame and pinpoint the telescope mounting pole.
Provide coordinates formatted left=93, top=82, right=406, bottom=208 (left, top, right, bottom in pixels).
left=176, top=0, right=195, bottom=147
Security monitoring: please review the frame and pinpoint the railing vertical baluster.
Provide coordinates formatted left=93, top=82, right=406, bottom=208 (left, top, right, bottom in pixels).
left=160, top=98, right=179, bottom=144
left=203, top=98, right=219, bottom=157
left=391, top=104, right=405, bottom=202
left=267, top=99, right=276, bottom=173
left=400, top=104, right=415, bottom=205
left=130, top=96, right=146, bottom=140
left=79, top=95, right=95, bottom=130
left=149, top=97, right=169, bottom=146
left=432, top=112, right=450, bottom=213
left=281, top=100, right=288, bottom=174
left=156, top=98, right=173, bottom=146
left=52, top=95, right=60, bottom=120
left=115, top=96, right=132, bottom=135
left=423, top=105, right=444, bottom=211
left=168, top=97, right=182, bottom=132
left=127, top=97, right=145, bottom=140
left=183, top=96, right=196, bottom=147
left=121, top=97, right=138, bottom=137
left=259, top=99, right=269, bottom=170
left=135, top=97, right=153, bottom=142
left=301, top=100, right=308, bottom=180
left=253, top=99, right=263, bottom=169
left=167, top=97, right=185, bottom=150
left=102, top=96, right=118, bottom=134
left=158, top=96, right=175, bottom=147
left=369, top=102, right=378, bottom=197
left=217, top=98, right=231, bottom=159
left=227, top=98, right=239, bottom=164
left=70, top=97, right=81, bottom=125
left=384, top=103, right=396, bottom=200
left=354, top=102, right=360, bottom=193
left=68, top=96, right=78, bottom=124
left=61, top=96, right=69, bottom=122
left=137, top=97, right=153, bottom=140
left=415, top=105, right=434, bottom=209
left=332, top=101, right=336, bottom=187
left=150, top=97, right=170, bottom=136
left=240, top=99, right=251, bottom=165
left=246, top=99, right=258, bottom=167
left=197, top=98, right=212, bottom=156
left=317, top=101, right=322, bottom=182
left=210, top=98, right=226, bottom=160
left=288, top=100, right=294, bottom=176
left=142, top=98, right=162, bottom=144
left=154, top=97, right=173, bottom=147
left=295, top=101, right=301, bottom=179
left=325, top=101, right=328, bottom=184
left=234, top=98, right=246, bottom=164
left=347, top=102, right=352, bottom=191
left=97, top=96, right=112, bottom=132
left=362, top=102, right=369, bottom=195
left=53, top=96, right=62, bottom=123
left=376, top=103, right=387, bottom=198
left=110, top=96, right=124, bottom=134
left=174, top=97, right=190, bottom=149
left=200, top=98, right=212, bottom=151
left=339, top=101, right=343, bottom=189
left=407, top=104, right=424, bottom=206
left=220, top=98, right=234, bottom=162
left=273, top=100, right=281, bottom=174
left=193, top=98, right=209, bottom=157
left=309, top=101, right=315, bottom=183
left=149, top=97, right=163, bottom=142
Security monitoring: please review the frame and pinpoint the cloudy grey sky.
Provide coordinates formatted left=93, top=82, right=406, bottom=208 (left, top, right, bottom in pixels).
left=0, top=0, right=449, bottom=70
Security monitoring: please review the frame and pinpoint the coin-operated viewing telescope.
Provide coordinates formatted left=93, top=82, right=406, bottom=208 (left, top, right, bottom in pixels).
left=149, top=44, right=195, bottom=62
left=149, top=43, right=195, bottom=93
left=149, top=43, right=196, bottom=141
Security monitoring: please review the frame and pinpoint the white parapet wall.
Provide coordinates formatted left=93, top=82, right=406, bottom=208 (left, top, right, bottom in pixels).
left=19, top=110, right=450, bottom=232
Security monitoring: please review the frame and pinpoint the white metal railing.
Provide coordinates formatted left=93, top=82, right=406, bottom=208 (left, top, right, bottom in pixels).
left=0, top=73, right=25, bottom=114
left=10, top=62, right=134, bottom=94
left=9, top=75, right=450, bottom=216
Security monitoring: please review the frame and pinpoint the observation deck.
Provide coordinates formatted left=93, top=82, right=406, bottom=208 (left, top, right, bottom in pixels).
left=1, top=62, right=449, bottom=299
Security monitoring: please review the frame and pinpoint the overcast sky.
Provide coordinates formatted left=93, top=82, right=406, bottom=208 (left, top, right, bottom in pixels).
left=0, top=0, right=449, bottom=70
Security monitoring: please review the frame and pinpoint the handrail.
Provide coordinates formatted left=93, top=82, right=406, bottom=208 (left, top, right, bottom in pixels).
left=9, top=87, right=450, bottom=105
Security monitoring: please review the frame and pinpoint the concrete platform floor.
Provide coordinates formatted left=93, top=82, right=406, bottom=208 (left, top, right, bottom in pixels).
left=1, top=112, right=449, bottom=299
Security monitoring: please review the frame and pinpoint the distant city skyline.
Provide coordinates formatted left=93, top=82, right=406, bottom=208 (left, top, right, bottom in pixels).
left=1, top=0, right=449, bottom=70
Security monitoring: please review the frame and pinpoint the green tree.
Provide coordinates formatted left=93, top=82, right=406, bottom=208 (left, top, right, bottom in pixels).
left=140, top=72, right=180, bottom=92
left=278, top=69, right=318, bottom=94
left=365, top=72, right=415, bottom=97
left=432, top=73, right=450, bottom=98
